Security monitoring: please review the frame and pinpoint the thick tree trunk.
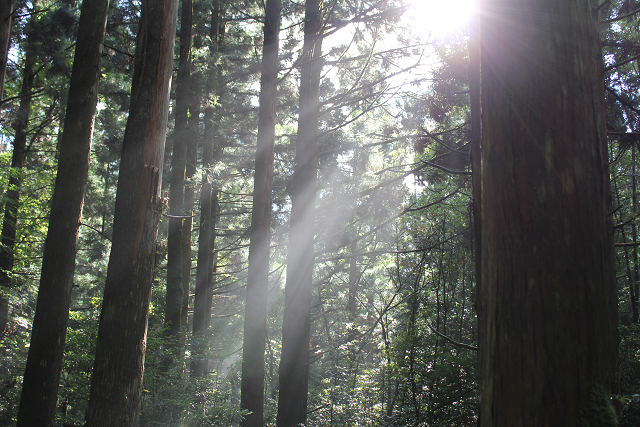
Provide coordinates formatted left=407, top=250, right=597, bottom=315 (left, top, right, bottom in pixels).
left=240, top=0, right=281, bottom=424
left=276, top=1, right=322, bottom=426
left=15, top=1, right=109, bottom=425
left=478, top=0, right=618, bottom=425
left=165, top=0, right=192, bottom=344
left=83, top=0, right=179, bottom=425
left=0, top=0, right=15, bottom=102
left=0, top=16, right=36, bottom=339
left=192, top=0, right=222, bottom=378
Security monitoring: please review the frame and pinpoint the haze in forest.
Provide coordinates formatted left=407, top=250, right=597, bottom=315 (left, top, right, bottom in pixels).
left=0, top=0, right=635, bottom=426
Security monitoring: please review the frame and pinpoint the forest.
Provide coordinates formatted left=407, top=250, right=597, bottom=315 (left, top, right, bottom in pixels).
left=0, top=0, right=637, bottom=426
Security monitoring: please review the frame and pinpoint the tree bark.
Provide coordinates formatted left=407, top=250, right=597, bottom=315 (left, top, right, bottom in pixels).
left=192, top=186, right=217, bottom=376
left=165, top=0, right=192, bottom=344
left=180, top=196, right=192, bottom=336
left=84, top=0, right=179, bottom=425
left=276, top=1, right=323, bottom=425
left=240, top=0, right=281, bottom=424
left=478, top=0, right=618, bottom=425
left=15, top=0, right=109, bottom=425
left=469, top=1, right=481, bottom=314
left=0, top=11, right=36, bottom=339
left=192, top=0, right=222, bottom=378
left=0, top=0, right=15, bottom=102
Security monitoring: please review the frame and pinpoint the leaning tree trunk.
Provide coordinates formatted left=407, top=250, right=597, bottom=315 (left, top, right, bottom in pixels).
left=84, top=0, right=179, bottom=425
left=275, top=1, right=323, bottom=426
left=15, top=1, right=109, bottom=425
left=0, top=14, right=36, bottom=339
left=192, top=0, right=222, bottom=378
left=240, top=0, right=281, bottom=425
left=477, top=0, right=618, bottom=425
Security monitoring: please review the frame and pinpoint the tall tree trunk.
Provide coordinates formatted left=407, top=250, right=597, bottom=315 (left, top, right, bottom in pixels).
left=468, top=0, right=481, bottom=314
left=180, top=194, right=192, bottom=336
left=192, top=0, right=222, bottom=378
left=192, top=187, right=217, bottom=375
left=15, top=0, right=109, bottom=424
left=275, top=1, right=322, bottom=426
left=0, top=0, right=15, bottom=102
left=478, top=0, right=618, bottom=425
left=0, top=12, right=36, bottom=339
left=84, top=0, right=179, bottom=425
left=631, top=146, right=639, bottom=323
left=165, top=0, right=192, bottom=344
left=240, top=0, right=281, bottom=424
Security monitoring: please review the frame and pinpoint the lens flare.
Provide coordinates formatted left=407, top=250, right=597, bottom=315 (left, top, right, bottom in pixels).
left=404, top=0, right=474, bottom=38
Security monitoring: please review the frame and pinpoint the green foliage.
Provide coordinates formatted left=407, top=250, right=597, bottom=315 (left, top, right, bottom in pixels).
left=618, top=325, right=640, bottom=426
left=0, top=0, right=635, bottom=426
left=0, top=327, right=28, bottom=425
left=140, top=325, right=249, bottom=427
left=57, top=306, right=100, bottom=425
left=577, top=385, right=619, bottom=427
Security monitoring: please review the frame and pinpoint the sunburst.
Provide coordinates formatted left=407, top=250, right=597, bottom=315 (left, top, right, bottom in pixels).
left=403, top=0, right=475, bottom=38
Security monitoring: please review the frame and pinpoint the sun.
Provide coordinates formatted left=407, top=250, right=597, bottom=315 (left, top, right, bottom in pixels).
left=403, top=0, right=475, bottom=39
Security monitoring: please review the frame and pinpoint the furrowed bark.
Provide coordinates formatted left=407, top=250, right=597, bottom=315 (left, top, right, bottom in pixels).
left=478, top=0, right=618, bottom=424
left=16, top=0, right=109, bottom=424
left=84, top=0, right=179, bottom=425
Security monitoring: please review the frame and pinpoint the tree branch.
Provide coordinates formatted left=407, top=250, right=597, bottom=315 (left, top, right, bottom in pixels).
left=602, top=6, right=640, bottom=24
left=80, top=222, right=112, bottom=242
left=102, top=43, right=134, bottom=58
left=0, top=87, right=45, bottom=106
left=605, top=53, right=640, bottom=71
left=426, top=321, right=477, bottom=351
